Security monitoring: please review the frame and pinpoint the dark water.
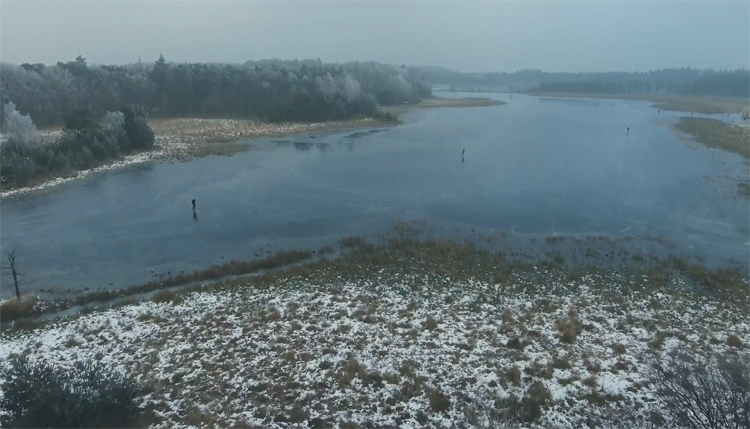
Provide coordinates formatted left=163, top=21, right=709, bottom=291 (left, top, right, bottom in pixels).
left=2, top=94, right=748, bottom=295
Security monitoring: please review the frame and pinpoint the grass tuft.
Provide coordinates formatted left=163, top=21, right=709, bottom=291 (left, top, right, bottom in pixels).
left=424, top=315, right=438, bottom=331
left=0, top=296, right=40, bottom=323
left=727, top=335, right=743, bottom=348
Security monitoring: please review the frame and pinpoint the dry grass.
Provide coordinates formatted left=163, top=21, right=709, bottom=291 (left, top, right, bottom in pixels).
left=502, top=367, right=522, bottom=387
left=0, top=249, right=312, bottom=323
left=427, top=387, right=451, bottom=413
left=651, top=96, right=749, bottom=115
left=650, top=332, right=669, bottom=350
left=188, top=141, right=252, bottom=158
left=417, top=97, right=505, bottom=109
left=339, top=236, right=365, bottom=248
left=424, top=315, right=438, bottom=331
left=150, top=117, right=385, bottom=160
left=556, top=309, right=580, bottom=344
left=7, top=234, right=750, bottom=334
left=524, top=92, right=749, bottom=115
left=151, top=290, right=184, bottom=305
left=382, top=97, right=505, bottom=117
left=289, top=404, right=310, bottom=423
left=0, top=296, right=41, bottom=323
left=727, top=335, right=743, bottom=348
left=506, top=337, right=530, bottom=350
left=583, top=376, right=598, bottom=389
left=673, top=117, right=750, bottom=159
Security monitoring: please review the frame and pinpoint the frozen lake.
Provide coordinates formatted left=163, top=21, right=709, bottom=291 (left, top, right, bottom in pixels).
left=2, top=94, right=747, bottom=295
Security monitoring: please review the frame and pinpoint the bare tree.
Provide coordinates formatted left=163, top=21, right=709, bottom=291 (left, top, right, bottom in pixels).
left=649, top=350, right=750, bottom=429
left=1, top=249, right=21, bottom=300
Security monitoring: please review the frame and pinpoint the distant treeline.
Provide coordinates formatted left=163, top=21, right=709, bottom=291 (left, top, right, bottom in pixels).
left=419, top=67, right=750, bottom=98
left=0, top=56, right=431, bottom=128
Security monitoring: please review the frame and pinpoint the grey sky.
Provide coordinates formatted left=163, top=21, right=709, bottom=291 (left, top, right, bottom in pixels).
left=1, top=1, right=748, bottom=72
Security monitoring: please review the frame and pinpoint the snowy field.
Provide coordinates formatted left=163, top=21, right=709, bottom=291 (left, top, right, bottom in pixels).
left=2, top=262, right=747, bottom=428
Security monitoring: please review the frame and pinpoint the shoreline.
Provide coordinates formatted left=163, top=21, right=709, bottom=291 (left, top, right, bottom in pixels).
left=522, top=91, right=750, bottom=115
left=0, top=97, right=502, bottom=199
left=2, top=227, right=746, bottom=325
left=383, top=96, right=504, bottom=116
left=0, top=118, right=388, bottom=199
left=669, top=116, right=750, bottom=199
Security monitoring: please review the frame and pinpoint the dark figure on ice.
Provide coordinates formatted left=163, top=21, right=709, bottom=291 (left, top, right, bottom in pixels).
left=192, top=199, right=196, bottom=213
left=627, top=127, right=630, bottom=136
left=462, top=148, right=465, bottom=162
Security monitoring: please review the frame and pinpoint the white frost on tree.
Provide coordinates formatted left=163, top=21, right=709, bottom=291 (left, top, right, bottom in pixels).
left=337, top=76, right=362, bottom=102
left=2, top=102, right=42, bottom=151
left=314, top=74, right=364, bottom=103
left=314, top=73, right=337, bottom=102
left=102, top=111, right=125, bottom=131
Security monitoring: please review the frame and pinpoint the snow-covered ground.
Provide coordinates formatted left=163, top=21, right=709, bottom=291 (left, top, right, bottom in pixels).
left=1, top=267, right=747, bottom=428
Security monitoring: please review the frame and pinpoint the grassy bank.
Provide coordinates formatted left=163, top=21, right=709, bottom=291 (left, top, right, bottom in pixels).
left=1, top=97, right=496, bottom=197
left=149, top=116, right=396, bottom=161
left=672, top=117, right=750, bottom=198
left=0, top=117, right=389, bottom=198
left=524, top=91, right=749, bottom=115
left=0, top=249, right=314, bottom=323
left=1, top=236, right=747, bottom=428
left=416, top=97, right=505, bottom=108
left=383, top=96, right=505, bottom=117
left=673, top=117, right=750, bottom=159
left=3, top=233, right=746, bottom=325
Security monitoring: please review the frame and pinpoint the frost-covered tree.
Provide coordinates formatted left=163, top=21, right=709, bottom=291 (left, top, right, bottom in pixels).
left=1, top=56, right=433, bottom=126
left=2, top=102, right=42, bottom=152
left=102, top=111, right=125, bottom=131
left=102, top=110, right=129, bottom=151
left=121, top=105, right=154, bottom=150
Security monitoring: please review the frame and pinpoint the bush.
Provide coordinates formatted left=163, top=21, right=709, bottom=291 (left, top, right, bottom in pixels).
left=462, top=381, right=551, bottom=426
left=2, top=102, right=42, bottom=151
left=102, top=111, right=129, bottom=152
left=0, top=296, right=40, bottom=322
left=1, top=105, right=153, bottom=189
left=1, top=152, right=37, bottom=185
left=0, top=355, right=142, bottom=428
left=728, top=335, right=744, bottom=348
left=556, top=311, right=580, bottom=344
left=152, top=289, right=184, bottom=305
left=649, top=351, right=750, bottom=428
left=428, top=387, right=451, bottom=413
left=122, top=104, right=154, bottom=150
left=424, top=315, right=438, bottom=331
left=373, top=109, right=401, bottom=124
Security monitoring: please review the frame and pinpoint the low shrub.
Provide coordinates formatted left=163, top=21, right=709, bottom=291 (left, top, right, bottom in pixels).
left=0, top=355, right=142, bottom=428
left=649, top=351, right=750, bottom=428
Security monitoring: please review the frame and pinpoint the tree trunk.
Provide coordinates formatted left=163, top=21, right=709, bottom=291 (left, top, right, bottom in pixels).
left=12, top=267, right=19, bottom=300
left=4, top=251, right=20, bottom=300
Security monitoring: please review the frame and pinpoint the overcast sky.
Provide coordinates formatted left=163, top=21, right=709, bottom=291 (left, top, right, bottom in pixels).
left=1, top=1, right=748, bottom=72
